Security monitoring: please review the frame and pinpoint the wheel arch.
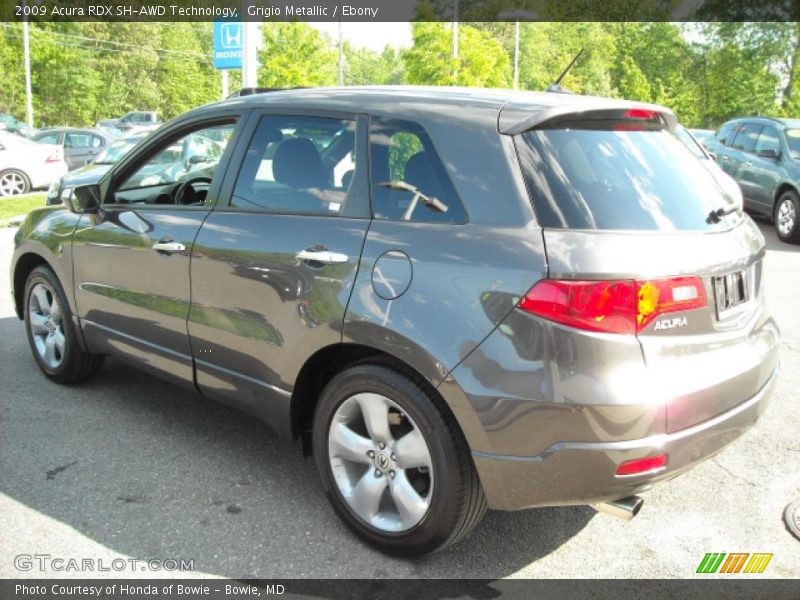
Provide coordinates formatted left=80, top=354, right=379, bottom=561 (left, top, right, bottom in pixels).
left=12, top=252, right=50, bottom=320
left=290, top=343, right=478, bottom=456
left=774, top=183, right=799, bottom=217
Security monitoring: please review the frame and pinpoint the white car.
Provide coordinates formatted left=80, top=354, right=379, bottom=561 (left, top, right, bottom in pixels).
left=0, top=130, right=68, bottom=197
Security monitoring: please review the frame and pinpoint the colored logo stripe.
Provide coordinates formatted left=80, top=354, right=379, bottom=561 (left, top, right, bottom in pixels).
left=696, top=553, right=773, bottom=574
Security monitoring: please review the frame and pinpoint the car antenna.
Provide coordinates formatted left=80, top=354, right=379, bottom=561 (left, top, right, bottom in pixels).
left=546, top=48, right=584, bottom=94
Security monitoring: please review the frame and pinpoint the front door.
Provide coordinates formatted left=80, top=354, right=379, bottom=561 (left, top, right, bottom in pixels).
left=187, top=112, right=371, bottom=434
left=72, top=117, right=241, bottom=387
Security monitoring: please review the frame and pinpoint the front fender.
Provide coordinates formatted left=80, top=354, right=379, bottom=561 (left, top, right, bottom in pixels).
left=11, top=207, right=81, bottom=321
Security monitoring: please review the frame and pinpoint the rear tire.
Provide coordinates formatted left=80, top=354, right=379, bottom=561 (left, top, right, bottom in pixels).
left=312, top=363, right=487, bottom=557
left=24, top=266, right=105, bottom=384
left=774, top=190, right=800, bottom=244
left=0, top=169, right=31, bottom=197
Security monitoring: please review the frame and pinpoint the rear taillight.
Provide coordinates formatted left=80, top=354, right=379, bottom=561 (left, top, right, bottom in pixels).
left=45, top=148, right=62, bottom=163
left=517, top=277, right=706, bottom=334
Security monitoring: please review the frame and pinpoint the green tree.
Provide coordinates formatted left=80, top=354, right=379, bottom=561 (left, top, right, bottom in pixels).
left=344, top=44, right=405, bottom=85
left=403, top=22, right=511, bottom=88
left=156, top=23, right=218, bottom=119
left=257, top=23, right=337, bottom=88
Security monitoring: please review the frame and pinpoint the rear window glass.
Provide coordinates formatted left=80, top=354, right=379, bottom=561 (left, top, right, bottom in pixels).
left=516, top=120, right=741, bottom=231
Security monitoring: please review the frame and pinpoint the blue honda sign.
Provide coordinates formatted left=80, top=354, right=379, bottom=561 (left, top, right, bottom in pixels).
left=213, top=21, right=243, bottom=70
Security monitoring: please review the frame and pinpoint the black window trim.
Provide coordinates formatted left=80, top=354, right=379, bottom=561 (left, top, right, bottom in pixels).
left=215, top=108, right=371, bottom=219
left=100, top=110, right=248, bottom=211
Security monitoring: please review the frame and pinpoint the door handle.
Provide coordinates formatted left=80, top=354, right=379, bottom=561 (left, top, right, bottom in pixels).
left=152, top=241, right=186, bottom=254
left=296, top=249, right=349, bottom=264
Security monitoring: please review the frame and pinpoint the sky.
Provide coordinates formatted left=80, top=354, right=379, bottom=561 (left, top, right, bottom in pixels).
left=309, top=23, right=413, bottom=52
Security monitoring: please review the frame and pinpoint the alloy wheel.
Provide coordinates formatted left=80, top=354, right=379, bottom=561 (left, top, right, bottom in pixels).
left=0, top=171, right=27, bottom=196
left=328, top=392, right=434, bottom=532
left=777, top=198, right=796, bottom=237
left=28, top=282, right=66, bottom=369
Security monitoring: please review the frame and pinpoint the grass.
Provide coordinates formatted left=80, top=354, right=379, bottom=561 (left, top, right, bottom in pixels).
left=0, top=193, right=47, bottom=226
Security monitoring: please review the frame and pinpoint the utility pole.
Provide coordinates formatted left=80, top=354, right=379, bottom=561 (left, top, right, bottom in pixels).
left=221, top=69, right=229, bottom=99
left=513, top=20, right=520, bottom=90
left=338, top=21, right=344, bottom=86
left=452, top=0, right=459, bottom=59
left=452, top=0, right=459, bottom=82
left=242, top=21, right=259, bottom=88
left=22, top=5, right=34, bottom=127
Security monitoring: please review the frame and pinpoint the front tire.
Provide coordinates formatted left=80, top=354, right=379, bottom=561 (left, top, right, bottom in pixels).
left=774, top=190, right=800, bottom=244
left=24, top=266, right=104, bottom=383
left=312, top=363, right=487, bottom=556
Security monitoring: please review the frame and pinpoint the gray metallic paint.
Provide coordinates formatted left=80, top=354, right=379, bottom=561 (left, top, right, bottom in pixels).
left=10, top=87, right=780, bottom=512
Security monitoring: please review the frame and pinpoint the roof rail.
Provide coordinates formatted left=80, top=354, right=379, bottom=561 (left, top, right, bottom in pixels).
left=226, top=87, right=308, bottom=99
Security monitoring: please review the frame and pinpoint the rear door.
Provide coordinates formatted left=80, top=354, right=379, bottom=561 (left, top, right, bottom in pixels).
left=187, top=111, right=371, bottom=433
left=742, top=124, right=783, bottom=211
left=514, top=109, right=779, bottom=433
left=64, top=131, right=99, bottom=169
left=72, top=115, right=243, bottom=388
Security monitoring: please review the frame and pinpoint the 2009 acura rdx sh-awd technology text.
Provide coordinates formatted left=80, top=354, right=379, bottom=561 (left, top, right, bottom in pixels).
left=10, top=87, right=779, bottom=556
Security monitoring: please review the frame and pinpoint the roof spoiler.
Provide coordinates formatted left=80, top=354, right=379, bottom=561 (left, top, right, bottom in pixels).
left=498, top=100, right=678, bottom=135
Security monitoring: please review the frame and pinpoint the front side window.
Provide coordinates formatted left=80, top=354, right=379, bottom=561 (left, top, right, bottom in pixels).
left=730, top=122, right=762, bottom=153
left=111, top=122, right=235, bottom=206
left=369, top=118, right=466, bottom=223
left=755, top=126, right=780, bottom=155
left=231, top=115, right=361, bottom=217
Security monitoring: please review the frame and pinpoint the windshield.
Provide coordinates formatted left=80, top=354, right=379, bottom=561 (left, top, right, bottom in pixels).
left=785, top=129, right=800, bottom=159
left=94, top=136, right=144, bottom=164
left=516, top=120, right=741, bottom=231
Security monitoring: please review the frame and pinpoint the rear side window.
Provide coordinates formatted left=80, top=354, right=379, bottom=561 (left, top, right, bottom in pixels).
left=369, top=117, right=466, bottom=223
left=730, top=122, right=762, bottom=152
left=516, top=116, right=740, bottom=231
left=231, top=115, right=365, bottom=217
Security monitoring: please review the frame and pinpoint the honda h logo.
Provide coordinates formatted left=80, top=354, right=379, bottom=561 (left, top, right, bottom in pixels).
left=221, top=23, right=242, bottom=49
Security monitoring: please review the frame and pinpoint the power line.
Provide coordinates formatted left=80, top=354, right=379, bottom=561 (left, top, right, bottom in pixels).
left=0, top=23, right=209, bottom=59
left=1, top=28, right=213, bottom=65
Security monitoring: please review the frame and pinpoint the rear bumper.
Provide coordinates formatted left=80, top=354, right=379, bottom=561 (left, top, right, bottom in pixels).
left=473, top=366, right=778, bottom=511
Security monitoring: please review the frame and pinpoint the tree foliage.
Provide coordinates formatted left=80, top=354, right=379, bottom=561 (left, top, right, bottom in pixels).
left=0, top=21, right=797, bottom=131
left=403, top=22, right=511, bottom=88
left=257, top=23, right=337, bottom=88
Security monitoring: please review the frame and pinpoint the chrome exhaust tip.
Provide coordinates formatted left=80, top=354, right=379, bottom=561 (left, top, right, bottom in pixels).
left=591, top=495, right=644, bottom=521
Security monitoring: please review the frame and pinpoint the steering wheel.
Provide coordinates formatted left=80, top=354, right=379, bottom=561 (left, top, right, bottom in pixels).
left=171, top=177, right=213, bottom=205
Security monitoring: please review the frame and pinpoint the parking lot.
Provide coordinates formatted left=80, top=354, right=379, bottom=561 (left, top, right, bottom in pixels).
left=0, top=217, right=798, bottom=579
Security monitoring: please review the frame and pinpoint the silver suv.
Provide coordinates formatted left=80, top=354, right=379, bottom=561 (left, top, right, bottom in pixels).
left=11, top=87, right=779, bottom=556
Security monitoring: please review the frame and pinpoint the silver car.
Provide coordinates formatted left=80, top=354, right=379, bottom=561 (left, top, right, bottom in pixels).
left=10, top=88, right=779, bottom=556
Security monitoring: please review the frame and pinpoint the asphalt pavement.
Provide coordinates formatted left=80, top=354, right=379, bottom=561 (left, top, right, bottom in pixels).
left=0, top=219, right=798, bottom=579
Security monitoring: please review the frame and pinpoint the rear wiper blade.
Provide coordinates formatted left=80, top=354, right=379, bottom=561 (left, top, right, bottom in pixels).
left=378, top=180, right=449, bottom=220
left=706, top=204, right=739, bottom=224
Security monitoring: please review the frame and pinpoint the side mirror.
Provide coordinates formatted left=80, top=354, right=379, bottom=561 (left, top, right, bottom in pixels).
left=758, top=148, right=780, bottom=159
left=186, top=154, right=206, bottom=166
left=67, top=184, right=102, bottom=213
